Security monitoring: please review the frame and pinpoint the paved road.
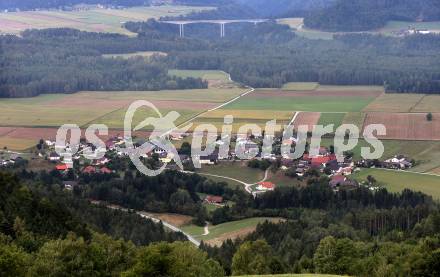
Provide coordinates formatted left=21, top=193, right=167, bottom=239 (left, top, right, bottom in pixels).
left=187, top=168, right=270, bottom=195
left=103, top=203, right=201, bottom=247
left=137, top=212, right=201, bottom=246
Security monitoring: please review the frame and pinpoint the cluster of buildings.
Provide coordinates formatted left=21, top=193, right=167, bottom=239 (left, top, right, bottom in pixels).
left=357, top=155, right=413, bottom=170
left=0, top=154, right=23, bottom=167
left=394, top=27, right=433, bottom=37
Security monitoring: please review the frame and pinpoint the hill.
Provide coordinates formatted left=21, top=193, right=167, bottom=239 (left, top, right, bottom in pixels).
left=173, top=0, right=335, bottom=20
left=304, top=0, right=440, bottom=31
left=0, top=0, right=150, bottom=10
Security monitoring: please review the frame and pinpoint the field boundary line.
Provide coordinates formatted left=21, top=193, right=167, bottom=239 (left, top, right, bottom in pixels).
left=0, top=127, right=18, bottom=139
left=170, top=86, right=255, bottom=135
left=79, top=106, right=127, bottom=129
left=288, top=112, right=299, bottom=126
left=371, top=168, right=440, bottom=178
left=409, top=94, right=427, bottom=112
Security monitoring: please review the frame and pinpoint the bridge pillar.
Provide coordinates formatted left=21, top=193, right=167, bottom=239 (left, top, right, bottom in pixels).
left=220, top=23, right=225, bottom=38
left=179, top=24, right=185, bottom=38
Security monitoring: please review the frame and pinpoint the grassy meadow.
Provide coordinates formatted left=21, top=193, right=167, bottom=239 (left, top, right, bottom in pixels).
left=102, top=51, right=167, bottom=59
left=182, top=217, right=281, bottom=241
left=196, top=162, right=264, bottom=184
left=353, top=168, right=440, bottom=199
left=0, top=87, right=246, bottom=150
left=318, top=113, right=346, bottom=127
left=168, top=70, right=231, bottom=82
left=281, top=82, right=319, bottom=91
left=225, top=95, right=375, bottom=112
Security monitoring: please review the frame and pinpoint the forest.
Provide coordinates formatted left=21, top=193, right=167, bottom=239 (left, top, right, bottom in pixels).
left=304, top=0, right=440, bottom=31
left=4, top=159, right=440, bottom=276
left=0, top=28, right=207, bottom=98
left=0, top=171, right=227, bottom=276
left=140, top=20, right=440, bottom=93
left=2, top=21, right=440, bottom=98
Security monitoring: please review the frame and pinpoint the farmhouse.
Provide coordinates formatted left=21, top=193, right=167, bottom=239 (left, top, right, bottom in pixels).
left=196, top=150, right=219, bottom=165
left=99, top=167, right=113, bottom=174
left=56, top=164, right=68, bottom=171
left=94, top=157, right=110, bottom=165
left=83, top=166, right=96, bottom=174
left=49, top=152, right=61, bottom=161
left=205, top=195, right=224, bottom=204
left=383, top=155, right=413, bottom=169
left=63, top=181, right=78, bottom=191
left=311, top=156, right=331, bottom=168
left=329, top=175, right=346, bottom=188
left=256, top=181, right=276, bottom=191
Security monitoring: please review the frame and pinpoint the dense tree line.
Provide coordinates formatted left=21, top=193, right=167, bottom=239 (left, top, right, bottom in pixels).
left=6, top=163, right=440, bottom=276
left=203, top=205, right=440, bottom=276
left=0, top=28, right=207, bottom=98
left=304, top=0, right=440, bottom=31
left=159, top=23, right=440, bottom=93
left=3, top=20, right=440, bottom=97
left=125, top=20, right=440, bottom=93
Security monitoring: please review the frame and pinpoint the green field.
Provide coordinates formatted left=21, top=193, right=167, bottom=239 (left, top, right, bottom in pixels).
left=281, top=82, right=319, bottom=91
left=320, top=139, right=440, bottom=173
left=102, top=51, right=167, bottom=59
left=168, top=70, right=231, bottom=82
left=196, top=162, right=264, bottom=184
left=0, top=6, right=213, bottom=35
left=182, top=217, right=278, bottom=240
left=353, top=169, right=440, bottom=199
left=0, top=87, right=246, bottom=150
left=225, top=96, right=374, bottom=112
left=342, top=112, right=366, bottom=129
left=318, top=113, right=346, bottom=127
left=0, top=88, right=246, bottom=128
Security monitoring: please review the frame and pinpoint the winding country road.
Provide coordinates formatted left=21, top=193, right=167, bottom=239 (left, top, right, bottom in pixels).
left=190, top=168, right=270, bottom=194
left=103, top=203, right=201, bottom=246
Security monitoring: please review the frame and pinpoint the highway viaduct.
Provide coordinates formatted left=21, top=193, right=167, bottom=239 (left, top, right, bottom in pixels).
left=160, top=19, right=269, bottom=38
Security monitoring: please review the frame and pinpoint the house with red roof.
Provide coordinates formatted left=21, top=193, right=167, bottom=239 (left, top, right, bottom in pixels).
left=337, top=166, right=353, bottom=175
left=205, top=195, right=224, bottom=204
left=302, top=153, right=311, bottom=162
left=82, top=166, right=96, bottom=174
left=99, top=167, right=112, bottom=174
left=55, top=164, right=68, bottom=171
left=329, top=175, right=346, bottom=188
left=256, top=181, right=276, bottom=191
left=311, top=156, right=331, bottom=168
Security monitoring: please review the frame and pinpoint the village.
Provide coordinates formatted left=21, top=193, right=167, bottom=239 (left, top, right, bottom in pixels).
left=0, top=131, right=415, bottom=206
